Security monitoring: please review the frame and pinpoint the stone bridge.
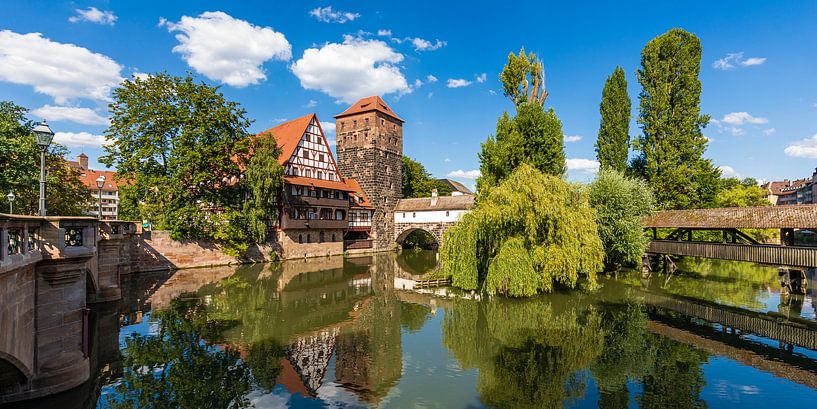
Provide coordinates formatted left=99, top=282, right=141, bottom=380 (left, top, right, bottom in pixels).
left=0, top=215, right=134, bottom=402
left=392, top=194, right=474, bottom=247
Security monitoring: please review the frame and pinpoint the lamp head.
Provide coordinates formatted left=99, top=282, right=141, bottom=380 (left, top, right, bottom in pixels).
left=32, top=120, right=55, bottom=151
left=6, top=191, right=14, bottom=202
left=96, top=175, right=106, bottom=189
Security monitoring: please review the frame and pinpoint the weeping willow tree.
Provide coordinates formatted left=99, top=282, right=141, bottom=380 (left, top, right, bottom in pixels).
left=441, top=164, right=604, bottom=297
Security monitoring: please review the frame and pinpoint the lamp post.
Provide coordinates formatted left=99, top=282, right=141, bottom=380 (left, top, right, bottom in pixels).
left=6, top=191, right=14, bottom=214
left=96, top=175, right=105, bottom=219
left=32, top=121, right=54, bottom=216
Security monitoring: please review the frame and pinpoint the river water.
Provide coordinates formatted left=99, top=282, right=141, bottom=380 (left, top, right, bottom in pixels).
left=11, top=251, right=817, bottom=408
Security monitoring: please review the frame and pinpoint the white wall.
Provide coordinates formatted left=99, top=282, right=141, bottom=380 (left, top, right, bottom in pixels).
left=394, top=209, right=469, bottom=223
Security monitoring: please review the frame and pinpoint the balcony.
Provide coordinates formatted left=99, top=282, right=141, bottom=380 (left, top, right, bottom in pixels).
left=286, top=195, right=348, bottom=208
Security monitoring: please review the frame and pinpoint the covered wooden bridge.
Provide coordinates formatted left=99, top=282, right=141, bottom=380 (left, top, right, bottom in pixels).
left=642, top=205, right=817, bottom=269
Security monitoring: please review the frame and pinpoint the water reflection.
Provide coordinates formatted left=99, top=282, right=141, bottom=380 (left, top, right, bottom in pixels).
left=11, top=252, right=817, bottom=408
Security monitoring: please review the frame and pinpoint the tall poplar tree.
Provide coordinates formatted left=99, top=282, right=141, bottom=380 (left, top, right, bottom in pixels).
left=632, top=28, right=720, bottom=210
left=477, top=49, right=565, bottom=191
left=595, top=67, right=631, bottom=173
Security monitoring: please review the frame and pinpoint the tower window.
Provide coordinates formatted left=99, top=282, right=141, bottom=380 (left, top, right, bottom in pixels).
left=341, top=122, right=345, bottom=130
left=353, top=120, right=357, bottom=128
left=365, top=118, right=369, bottom=126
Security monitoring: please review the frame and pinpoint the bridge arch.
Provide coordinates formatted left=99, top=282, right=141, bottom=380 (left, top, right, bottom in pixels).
left=0, top=351, right=32, bottom=389
left=395, top=226, right=442, bottom=248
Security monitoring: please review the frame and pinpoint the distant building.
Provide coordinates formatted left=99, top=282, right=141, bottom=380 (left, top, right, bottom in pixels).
left=435, top=179, right=473, bottom=196
left=68, top=154, right=120, bottom=220
left=761, top=168, right=817, bottom=205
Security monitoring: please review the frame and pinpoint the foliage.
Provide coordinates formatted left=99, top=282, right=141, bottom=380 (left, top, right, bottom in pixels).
left=442, top=298, right=603, bottom=408
left=101, top=73, right=257, bottom=255
left=243, top=133, right=284, bottom=242
left=596, top=66, right=631, bottom=173
left=401, top=155, right=450, bottom=198
left=632, top=29, right=720, bottom=210
left=588, top=169, right=654, bottom=271
left=245, top=339, right=285, bottom=392
left=636, top=333, right=708, bottom=409
left=107, top=298, right=251, bottom=409
left=401, top=229, right=437, bottom=249
left=0, top=101, right=90, bottom=215
left=500, top=48, right=548, bottom=110
left=715, top=178, right=768, bottom=207
left=477, top=104, right=566, bottom=190
left=441, top=164, right=604, bottom=297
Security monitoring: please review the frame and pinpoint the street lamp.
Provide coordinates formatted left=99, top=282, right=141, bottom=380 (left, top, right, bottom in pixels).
left=32, top=120, right=54, bottom=216
left=6, top=191, right=14, bottom=214
left=96, top=175, right=106, bottom=219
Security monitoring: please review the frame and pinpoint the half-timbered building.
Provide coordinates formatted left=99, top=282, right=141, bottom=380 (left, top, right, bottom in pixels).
left=255, top=114, right=374, bottom=259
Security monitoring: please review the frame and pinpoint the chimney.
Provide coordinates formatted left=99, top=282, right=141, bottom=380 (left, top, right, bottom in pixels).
left=431, top=188, right=438, bottom=206
left=78, top=153, right=89, bottom=170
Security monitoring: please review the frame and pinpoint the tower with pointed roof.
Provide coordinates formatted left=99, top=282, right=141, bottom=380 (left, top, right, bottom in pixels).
left=335, top=96, right=403, bottom=249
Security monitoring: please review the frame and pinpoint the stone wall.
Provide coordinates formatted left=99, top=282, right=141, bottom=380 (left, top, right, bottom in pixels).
left=0, top=264, right=35, bottom=389
left=394, top=222, right=457, bottom=246
left=276, top=228, right=345, bottom=260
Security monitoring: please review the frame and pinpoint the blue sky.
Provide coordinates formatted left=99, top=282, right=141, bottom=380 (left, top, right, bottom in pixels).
left=2, top=1, right=816, bottom=188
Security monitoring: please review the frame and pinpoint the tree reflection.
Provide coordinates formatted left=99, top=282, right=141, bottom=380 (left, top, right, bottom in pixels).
left=106, top=298, right=251, bottom=409
left=442, top=298, right=603, bottom=408
left=636, top=335, right=708, bottom=409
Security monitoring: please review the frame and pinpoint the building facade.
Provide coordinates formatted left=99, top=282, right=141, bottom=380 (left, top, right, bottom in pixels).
left=255, top=113, right=374, bottom=259
left=761, top=168, right=817, bottom=205
left=69, top=154, right=120, bottom=220
left=334, top=96, right=404, bottom=250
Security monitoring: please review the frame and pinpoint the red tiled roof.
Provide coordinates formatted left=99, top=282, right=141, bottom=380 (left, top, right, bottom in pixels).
left=285, top=176, right=357, bottom=192
left=394, top=195, right=475, bottom=212
left=78, top=168, right=119, bottom=191
left=334, top=96, right=403, bottom=122
left=346, top=179, right=373, bottom=208
left=642, top=205, right=817, bottom=229
left=255, top=114, right=315, bottom=166
left=763, top=179, right=809, bottom=196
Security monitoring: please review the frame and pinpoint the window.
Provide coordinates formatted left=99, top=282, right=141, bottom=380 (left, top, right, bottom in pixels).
left=319, top=231, right=325, bottom=243
left=365, top=118, right=369, bottom=126
left=302, top=150, right=309, bottom=159
left=307, top=234, right=311, bottom=243
left=413, top=212, right=416, bottom=218
left=309, top=189, right=317, bottom=198
left=322, top=189, right=330, bottom=198
left=299, top=234, right=303, bottom=244
left=381, top=119, right=385, bottom=126
left=319, top=154, right=324, bottom=162
left=335, top=209, right=346, bottom=220
left=341, top=121, right=345, bottom=130
left=7, top=230, right=21, bottom=255
left=353, top=120, right=357, bottom=128
left=292, top=185, right=299, bottom=195
left=332, top=233, right=336, bottom=242
left=305, top=133, right=311, bottom=142
left=317, top=171, right=323, bottom=180
left=361, top=212, right=368, bottom=221
left=402, top=212, right=406, bottom=218
left=305, top=169, right=312, bottom=178
left=446, top=211, right=450, bottom=217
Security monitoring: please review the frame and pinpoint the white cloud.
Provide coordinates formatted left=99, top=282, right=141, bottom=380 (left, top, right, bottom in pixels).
left=132, top=72, right=151, bottom=81
left=564, top=135, right=582, bottom=143
left=326, top=138, right=337, bottom=147
left=447, top=169, right=481, bottom=179
left=377, top=29, right=392, bottom=37
left=721, top=111, right=768, bottom=125
left=309, top=6, right=360, bottom=23
left=476, top=73, right=487, bottom=83
left=566, top=158, right=599, bottom=173
left=32, top=105, right=108, bottom=125
left=53, top=131, right=107, bottom=148
left=407, top=37, right=446, bottom=52
left=162, top=11, right=291, bottom=87
left=306, top=99, right=318, bottom=108
left=784, top=133, right=817, bottom=159
left=447, top=78, right=472, bottom=88
left=426, top=74, right=438, bottom=83
left=488, top=89, right=497, bottom=96
left=718, top=165, right=740, bottom=178
left=444, top=158, right=451, bottom=163
left=713, top=52, right=766, bottom=70
left=291, top=36, right=409, bottom=103
left=0, top=30, right=123, bottom=103
left=68, top=7, right=117, bottom=25
left=763, top=128, right=776, bottom=136
left=321, top=122, right=336, bottom=135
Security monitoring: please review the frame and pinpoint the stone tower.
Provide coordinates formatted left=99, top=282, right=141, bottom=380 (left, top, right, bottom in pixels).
left=335, top=96, right=403, bottom=249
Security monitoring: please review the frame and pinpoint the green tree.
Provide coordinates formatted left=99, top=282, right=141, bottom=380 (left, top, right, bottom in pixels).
left=479, top=49, right=565, bottom=190
left=478, top=104, right=566, bottom=190
left=589, top=169, right=654, bottom=271
left=596, top=67, right=631, bottom=173
left=500, top=48, right=548, bottom=110
left=243, top=133, right=284, bottom=242
left=715, top=178, right=768, bottom=207
left=441, top=164, right=604, bottom=297
left=102, top=73, right=253, bottom=255
left=401, top=155, right=450, bottom=198
left=0, top=101, right=89, bottom=216
left=632, top=29, right=720, bottom=209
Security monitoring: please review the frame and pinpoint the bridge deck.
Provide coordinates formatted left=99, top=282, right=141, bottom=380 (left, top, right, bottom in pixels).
left=647, top=240, right=817, bottom=267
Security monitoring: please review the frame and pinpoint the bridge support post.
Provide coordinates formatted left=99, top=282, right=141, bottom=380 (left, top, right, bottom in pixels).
left=779, top=267, right=808, bottom=295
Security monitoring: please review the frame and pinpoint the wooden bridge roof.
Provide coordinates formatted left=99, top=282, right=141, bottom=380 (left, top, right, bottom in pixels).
left=642, top=205, right=817, bottom=229
left=395, top=195, right=475, bottom=212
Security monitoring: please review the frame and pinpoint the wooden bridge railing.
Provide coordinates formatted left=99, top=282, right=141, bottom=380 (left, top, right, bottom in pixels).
left=648, top=240, right=817, bottom=268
